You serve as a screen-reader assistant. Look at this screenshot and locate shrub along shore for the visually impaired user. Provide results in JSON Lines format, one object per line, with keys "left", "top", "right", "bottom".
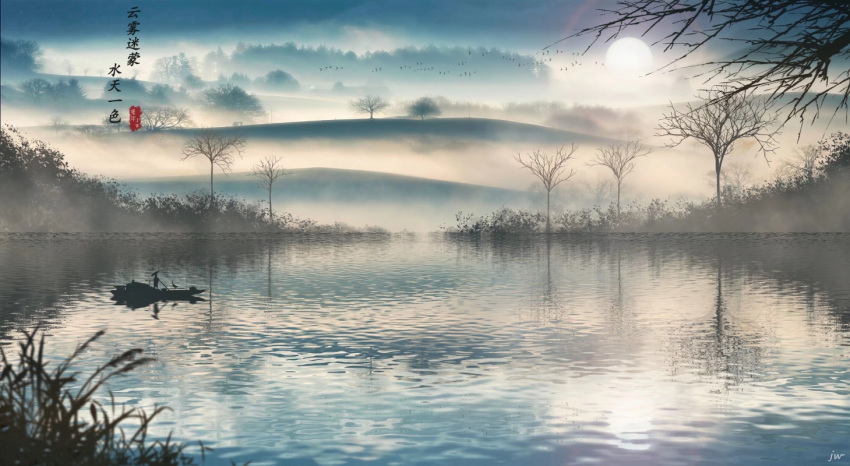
{"left": 0, "top": 125, "right": 388, "bottom": 233}
{"left": 2, "top": 125, "right": 847, "bottom": 233}
{"left": 448, "top": 132, "right": 849, "bottom": 234}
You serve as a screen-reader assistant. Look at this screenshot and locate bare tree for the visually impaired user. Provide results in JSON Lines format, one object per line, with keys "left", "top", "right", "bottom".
{"left": 658, "top": 87, "right": 777, "bottom": 210}
{"left": 580, "top": 178, "right": 615, "bottom": 206}
{"left": 181, "top": 131, "right": 247, "bottom": 205}
{"left": 49, "top": 116, "right": 68, "bottom": 135}
{"left": 350, "top": 95, "right": 389, "bottom": 119}
{"left": 103, "top": 116, "right": 122, "bottom": 133}
{"left": 514, "top": 145, "right": 578, "bottom": 232}
{"left": 721, "top": 163, "right": 753, "bottom": 194}
{"left": 587, "top": 139, "right": 651, "bottom": 217}
{"left": 152, "top": 53, "right": 193, "bottom": 86}
{"left": 141, "top": 106, "right": 194, "bottom": 131}
{"left": 558, "top": 0, "right": 850, "bottom": 132}
{"left": 21, "top": 78, "right": 53, "bottom": 103}
{"left": 251, "top": 155, "right": 289, "bottom": 224}
{"left": 706, "top": 162, "right": 753, "bottom": 196}
{"left": 776, "top": 144, "right": 821, "bottom": 182}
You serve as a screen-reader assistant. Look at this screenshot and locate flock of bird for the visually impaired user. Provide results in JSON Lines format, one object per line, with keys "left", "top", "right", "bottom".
{"left": 310, "top": 47, "right": 603, "bottom": 81}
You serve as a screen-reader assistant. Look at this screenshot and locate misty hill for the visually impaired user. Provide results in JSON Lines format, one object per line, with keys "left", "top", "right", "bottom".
{"left": 124, "top": 167, "right": 533, "bottom": 204}
{"left": 163, "top": 117, "right": 614, "bottom": 145}
{"left": 640, "top": 92, "right": 848, "bottom": 123}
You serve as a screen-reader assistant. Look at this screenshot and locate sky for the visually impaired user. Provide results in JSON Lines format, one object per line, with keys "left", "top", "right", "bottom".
{"left": 1, "top": 0, "right": 620, "bottom": 50}
{"left": 1, "top": 0, "right": 706, "bottom": 108}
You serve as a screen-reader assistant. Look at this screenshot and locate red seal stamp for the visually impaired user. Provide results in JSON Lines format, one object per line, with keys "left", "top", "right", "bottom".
{"left": 129, "top": 106, "right": 142, "bottom": 132}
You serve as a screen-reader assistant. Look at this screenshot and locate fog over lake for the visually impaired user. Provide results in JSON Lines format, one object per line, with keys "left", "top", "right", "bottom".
{"left": 2, "top": 1, "right": 849, "bottom": 464}
{"left": 1, "top": 233, "right": 848, "bottom": 465}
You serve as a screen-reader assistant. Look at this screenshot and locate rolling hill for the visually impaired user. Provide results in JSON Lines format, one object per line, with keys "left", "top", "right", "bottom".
{"left": 124, "top": 167, "right": 533, "bottom": 204}
{"left": 122, "top": 167, "right": 541, "bottom": 231}
{"left": 117, "top": 117, "right": 619, "bottom": 145}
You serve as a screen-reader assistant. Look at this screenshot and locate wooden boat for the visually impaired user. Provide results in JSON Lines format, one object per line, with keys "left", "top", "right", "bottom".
{"left": 111, "top": 281, "right": 205, "bottom": 301}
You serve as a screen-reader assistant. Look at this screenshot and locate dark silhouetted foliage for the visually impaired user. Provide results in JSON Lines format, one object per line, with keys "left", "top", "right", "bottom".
{"left": 256, "top": 69, "right": 300, "bottom": 91}
{"left": 202, "top": 83, "right": 265, "bottom": 122}
{"left": 0, "top": 327, "right": 210, "bottom": 465}
{"left": 564, "top": 0, "right": 850, "bottom": 128}
{"left": 182, "top": 74, "right": 205, "bottom": 90}
{"left": 0, "top": 125, "right": 137, "bottom": 231}
{"left": 19, "top": 78, "right": 53, "bottom": 103}
{"left": 818, "top": 131, "right": 850, "bottom": 178}
{"left": 408, "top": 97, "right": 441, "bottom": 120}
{"left": 0, "top": 126, "right": 389, "bottom": 233}
{"left": 20, "top": 78, "right": 87, "bottom": 106}
{"left": 446, "top": 208, "right": 546, "bottom": 234}
{"left": 0, "top": 37, "right": 42, "bottom": 77}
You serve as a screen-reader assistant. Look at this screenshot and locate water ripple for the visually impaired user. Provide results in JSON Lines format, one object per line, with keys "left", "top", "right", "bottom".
{"left": 1, "top": 233, "right": 849, "bottom": 465}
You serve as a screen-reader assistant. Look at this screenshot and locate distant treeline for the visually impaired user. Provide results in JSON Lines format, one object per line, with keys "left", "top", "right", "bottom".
{"left": 0, "top": 37, "right": 41, "bottom": 78}
{"left": 446, "top": 132, "right": 850, "bottom": 233}
{"left": 0, "top": 126, "right": 387, "bottom": 233}
{"left": 212, "top": 43, "right": 546, "bottom": 85}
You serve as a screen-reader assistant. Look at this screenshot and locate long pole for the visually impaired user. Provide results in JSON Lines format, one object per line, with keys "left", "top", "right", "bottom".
{"left": 210, "top": 162, "right": 215, "bottom": 207}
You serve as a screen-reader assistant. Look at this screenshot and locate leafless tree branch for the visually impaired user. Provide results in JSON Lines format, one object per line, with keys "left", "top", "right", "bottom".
{"left": 350, "top": 95, "right": 390, "bottom": 119}
{"left": 181, "top": 130, "right": 246, "bottom": 205}
{"left": 554, "top": 0, "right": 850, "bottom": 136}
{"left": 514, "top": 144, "right": 578, "bottom": 232}
{"left": 251, "top": 155, "right": 289, "bottom": 223}
{"left": 657, "top": 86, "right": 778, "bottom": 209}
{"left": 141, "top": 106, "right": 194, "bottom": 131}
{"left": 587, "top": 139, "right": 652, "bottom": 217}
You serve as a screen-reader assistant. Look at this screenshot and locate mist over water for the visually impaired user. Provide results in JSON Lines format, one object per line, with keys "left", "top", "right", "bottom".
{"left": 1, "top": 233, "right": 848, "bottom": 465}
{"left": 3, "top": 3, "right": 850, "bottom": 464}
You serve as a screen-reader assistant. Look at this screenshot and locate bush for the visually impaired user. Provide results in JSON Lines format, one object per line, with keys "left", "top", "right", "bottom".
{"left": 445, "top": 132, "right": 850, "bottom": 234}
{"left": 0, "top": 124, "right": 140, "bottom": 231}
{"left": 201, "top": 83, "right": 265, "bottom": 122}
{"left": 407, "top": 97, "right": 441, "bottom": 120}
{"left": 256, "top": 69, "right": 300, "bottom": 91}
{"left": 445, "top": 207, "right": 545, "bottom": 234}
{"left": 0, "top": 328, "right": 210, "bottom": 465}
{"left": 0, "top": 126, "right": 392, "bottom": 233}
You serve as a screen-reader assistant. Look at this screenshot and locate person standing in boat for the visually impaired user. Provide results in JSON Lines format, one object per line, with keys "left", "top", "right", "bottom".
{"left": 151, "top": 271, "right": 161, "bottom": 290}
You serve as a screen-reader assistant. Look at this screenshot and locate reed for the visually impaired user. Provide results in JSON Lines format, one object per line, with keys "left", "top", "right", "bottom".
{"left": 0, "top": 327, "right": 212, "bottom": 465}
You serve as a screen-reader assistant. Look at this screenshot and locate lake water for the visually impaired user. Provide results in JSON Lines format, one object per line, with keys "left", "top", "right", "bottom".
{"left": 1, "top": 233, "right": 848, "bottom": 465}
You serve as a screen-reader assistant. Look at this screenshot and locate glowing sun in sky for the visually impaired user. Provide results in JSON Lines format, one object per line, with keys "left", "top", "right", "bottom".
{"left": 605, "top": 37, "right": 653, "bottom": 75}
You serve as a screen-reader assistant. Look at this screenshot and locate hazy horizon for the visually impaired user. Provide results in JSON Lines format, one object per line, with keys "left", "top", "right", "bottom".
{"left": 1, "top": 0, "right": 845, "bottom": 231}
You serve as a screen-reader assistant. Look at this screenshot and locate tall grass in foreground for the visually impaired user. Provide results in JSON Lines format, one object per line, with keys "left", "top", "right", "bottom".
{"left": 0, "top": 328, "right": 213, "bottom": 465}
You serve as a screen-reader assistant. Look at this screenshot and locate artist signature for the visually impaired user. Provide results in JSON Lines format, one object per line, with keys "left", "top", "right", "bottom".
{"left": 829, "top": 451, "right": 847, "bottom": 462}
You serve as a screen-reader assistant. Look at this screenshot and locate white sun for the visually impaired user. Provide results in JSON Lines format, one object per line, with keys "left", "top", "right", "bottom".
{"left": 605, "top": 38, "right": 653, "bottom": 75}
